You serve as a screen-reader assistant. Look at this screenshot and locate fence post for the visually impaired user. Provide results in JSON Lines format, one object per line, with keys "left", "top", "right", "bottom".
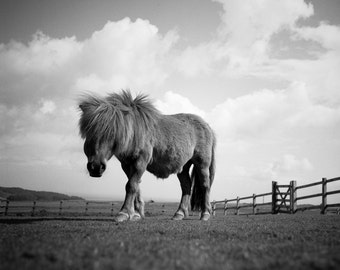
{"left": 224, "top": 199, "right": 228, "bottom": 215}
{"left": 59, "top": 201, "right": 63, "bottom": 216}
{"left": 85, "top": 201, "right": 89, "bottom": 215}
{"left": 272, "top": 181, "right": 277, "bottom": 214}
{"left": 252, "top": 194, "right": 256, "bottom": 215}
{"left": 5, "top": 200, "right": 9, "bottom": 216}
{"left": 31, "top": 201, "right": 36, "bottom": 217}
{"left": 236, "top": 196, "right": 239, "bottom": 215}
{"left": 212, "top": 200, "right": 216, "bottom": 216}
{"left": 321, "top": 178, "right": 327, "bottom": 214}
{"left": 290, "top": 180, "right": 297, "bottom": 214}
{"left": 111, "top": 202, "right": 114, "bottom": 217}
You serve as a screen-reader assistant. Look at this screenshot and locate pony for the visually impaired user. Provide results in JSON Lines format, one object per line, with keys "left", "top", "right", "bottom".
{"left": 78, "top": 90, "right": 216, "bottom": 221}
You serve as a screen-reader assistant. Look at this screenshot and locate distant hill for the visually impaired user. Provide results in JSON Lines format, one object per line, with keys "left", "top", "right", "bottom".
{"left": 0, "top": 187, "right": 84, "bottom": 201}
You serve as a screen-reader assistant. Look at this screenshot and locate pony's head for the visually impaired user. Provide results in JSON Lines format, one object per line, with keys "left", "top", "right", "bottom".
{"left": 78, "top": 90, "right": 160, "bottom": 177}
{"left": 82, "top": 136, "right": 112, "bottom": 177}
{"left": 78, "top": 94, "right": 116, "bottom": 177}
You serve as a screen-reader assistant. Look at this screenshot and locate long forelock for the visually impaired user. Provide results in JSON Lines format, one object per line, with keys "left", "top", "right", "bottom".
{"left": 79, "top": 90, "right": 160, "bottom": 154}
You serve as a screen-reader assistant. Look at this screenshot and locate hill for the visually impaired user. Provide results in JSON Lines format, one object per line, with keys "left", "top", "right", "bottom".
{"left": 0, "top": 187, "right": 84, "bottom": 201}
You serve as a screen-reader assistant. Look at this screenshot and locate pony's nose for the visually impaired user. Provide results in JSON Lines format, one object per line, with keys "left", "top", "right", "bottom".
{"left": 87, "top": 161, "right": 106, "bottom": 177}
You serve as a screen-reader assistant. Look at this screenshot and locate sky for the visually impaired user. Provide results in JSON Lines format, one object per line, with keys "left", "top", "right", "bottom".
{"left": 0, "top": 0, "right": 339, "bottom": 203}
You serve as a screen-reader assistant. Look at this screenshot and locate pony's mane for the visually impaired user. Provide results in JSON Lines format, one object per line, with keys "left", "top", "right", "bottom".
{"left": 78, "top": 90, "right": 160, "bottom": 154}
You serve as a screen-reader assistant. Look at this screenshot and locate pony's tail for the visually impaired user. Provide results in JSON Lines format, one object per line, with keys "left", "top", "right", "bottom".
{"left": 190, "top": 136, "right": 216, "bottom": 212}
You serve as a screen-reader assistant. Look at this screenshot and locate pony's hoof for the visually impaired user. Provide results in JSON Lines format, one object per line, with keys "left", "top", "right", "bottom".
{"left": 130, "top": 213, "right": 141, "bottom": 221}
{"left": 172, "top": 212, "right": 185, "bottom": 221}
{"left": 115, "top": 212, "right": 129, "bottom": 222}
{"left": 200, "top": 213, "right": 210, "bottom": 221}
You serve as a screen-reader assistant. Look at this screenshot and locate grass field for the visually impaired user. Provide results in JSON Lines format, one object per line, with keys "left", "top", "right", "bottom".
{"left": 0, "top": 203, "right": 339, "bottom": 270}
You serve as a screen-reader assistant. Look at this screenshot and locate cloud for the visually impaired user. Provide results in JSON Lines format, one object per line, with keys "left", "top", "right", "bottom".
{"left": 231, "top": 154, "right": 313, "bottom": 184}
{"left": 76, "top": 18, "right": 178, "bottom": 92}
{"left": 272, "top": 154, "right": 313, "bottom": 173}
{"left": 0, "top": 100, "right": 82, "bottom": 168}
{"left": 39, "top": 99, "right": 56, "bottom": 114}
{"left": 155, "top": 91, "right": 206, "bottom": 118}
{"left": 215, "top": 0, "right": 313, "bottom": 42}
{"left": 0, "top": 131, "right": 81, "bottom": 167}
{"left": 0, "top": 31, "right": 81, "bottom": 75}
{"left": 176, "top": 0, "right": 314, "bottom": 77}
{"left": 0, "top": 32, "right": 81, "bottom": 105}
{"left": 174, "top": 0, "right": 340, "bottom": 108}
{"left": 294, "top": 23, "right": 340, "bottom": 51}
{"left": 209, "top": 82, "right": 340, "bottom": 141}
{"left": 0, "top": 18, "right": 178, "bottom": 106}
{"left": 175, "top": 42, "right": 225, "bottom": 77}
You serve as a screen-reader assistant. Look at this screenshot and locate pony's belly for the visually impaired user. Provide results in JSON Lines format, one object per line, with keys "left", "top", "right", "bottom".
{"left": 146, "top": 161, "right": 182, "bottom": 179}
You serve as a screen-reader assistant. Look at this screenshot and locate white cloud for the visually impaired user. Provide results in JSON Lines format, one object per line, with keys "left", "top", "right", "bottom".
{"left": 175, "top": 42, "right": 225, "bottom": 77}
{"left": 0, "top": 18, "right": 178, "bottom": 105}
{"left": 176, "top": 0, "right": 314, "bottom": 77}
{"left": 294, "top": 23, "right": 340, "bottom": 51}
{"left": 0, "top": 132, "right": 79, "bottom": 166}
{"left": 76, "top": 18, "right": 178, "bottom": 91}
{"left": 173, "top": 0, "right": 340, "bottom": 109}
{"left": 272, "top": 154, "right": 313, "bottom": 173}
{"left": 155, "top": 91, "right": 206, "bottom": 118}
{"left": 209, "top": 82, "right": 340, "bottom": 139}
{"left": 229, "top": 154, "right": 313, "bottom": 184}
{"left": 39, "top": 99, "right": 56, "bottom": 114}
{"left": 215, "top": 0, "right": 313, "bottom": 41}
{"left": 0, "top": 31, "right": 81, "bottom": 75}
{"left": 0, "top": 99, "right": 82, "bottom": 168}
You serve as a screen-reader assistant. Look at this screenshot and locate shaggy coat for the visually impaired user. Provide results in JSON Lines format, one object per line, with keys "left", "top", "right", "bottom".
{"left": 79, "top": 90, "right": 216, "bottom": 221}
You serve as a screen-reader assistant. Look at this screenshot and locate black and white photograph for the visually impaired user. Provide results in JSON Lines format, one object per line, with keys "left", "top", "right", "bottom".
{"left": 0, "top": 0, "right": 339, "bottom": 269}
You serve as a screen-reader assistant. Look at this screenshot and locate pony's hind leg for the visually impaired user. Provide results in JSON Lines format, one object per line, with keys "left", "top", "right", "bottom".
{"left": 198, "top": 166, "right": 212, "bottom": 221}
{"left": 191, "top": 162, "right": 212, "bottom": 221}
{"left": 173, "top": 162, "right": 192, "bottom": 220}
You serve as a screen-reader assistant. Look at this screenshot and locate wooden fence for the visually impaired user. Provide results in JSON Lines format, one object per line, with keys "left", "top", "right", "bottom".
{"left": 0, "top": 200, "right": 118, "bottom": 217}
{"left": 212, "top": 192, "right": 272, "bottom": 216}
{"left": 1, "top": 176, "right": 339, "bottom": 217}
{"left": 212, "top": 176, "right": 340, "bottom": 216}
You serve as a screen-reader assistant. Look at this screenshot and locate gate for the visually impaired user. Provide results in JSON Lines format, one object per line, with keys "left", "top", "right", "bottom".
{"left": 211, "top": 177, "right": 340, "bottom": 216}
{"left": 272, "top": 181, "right": 297, "bottom": 214}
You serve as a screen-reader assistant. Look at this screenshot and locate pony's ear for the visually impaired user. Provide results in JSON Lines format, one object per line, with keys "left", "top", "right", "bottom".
{"left": 79, "top": 104, "right": 85, "bottom": 112}
{"left": 78, "top": 94, "right": 102, "bottom": 113}
{"left": 78, "top": 101, "right": 96, "bottom": 112}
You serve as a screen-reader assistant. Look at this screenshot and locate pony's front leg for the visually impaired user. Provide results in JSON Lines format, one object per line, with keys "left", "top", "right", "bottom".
{"left": 134, "top": 190, "right": 145, "bottom": 218}
{"left": 116, "top": 178, "right": 143, "bottom": 222}
{"left": 116, "top": 159, "right": 146, "bottom": 222}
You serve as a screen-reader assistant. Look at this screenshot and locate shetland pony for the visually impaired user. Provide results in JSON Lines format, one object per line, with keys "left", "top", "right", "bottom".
{"left": 78, "top": 90, "right": 216, "bottom": 221}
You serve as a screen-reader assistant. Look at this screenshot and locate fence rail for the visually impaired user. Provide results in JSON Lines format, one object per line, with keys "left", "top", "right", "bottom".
{"left": 0, "top": 200, "right": 119, "bottom": 217}
{"left": 1, "top": 177, "right": 339, "bottom": 217}
{"left": 212, "top": 191, "right": 273, "bottom": 216}
{"left": 212, "top": 176, "right": 340, "bottom": 216}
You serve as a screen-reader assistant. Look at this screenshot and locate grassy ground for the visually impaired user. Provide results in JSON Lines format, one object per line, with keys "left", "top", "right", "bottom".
{"left": 0, "top": 204, "right": 339, "bottom": 270}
